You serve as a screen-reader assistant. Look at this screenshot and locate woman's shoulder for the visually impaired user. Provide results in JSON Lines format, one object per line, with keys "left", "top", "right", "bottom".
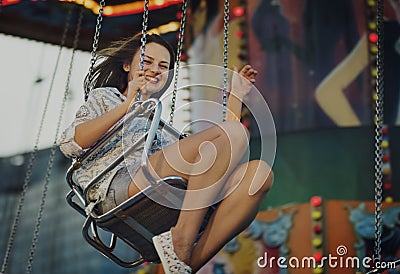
{"left": 86, "top": 87, "right": 124, "bottom": 103}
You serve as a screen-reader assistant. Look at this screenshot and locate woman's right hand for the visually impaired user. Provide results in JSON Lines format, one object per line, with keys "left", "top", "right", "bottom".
{"left": 231, "top": 65, "right": 257, "bottom": 99}
{"left": 125, "top": 71, "right": 147, "bottom": 103}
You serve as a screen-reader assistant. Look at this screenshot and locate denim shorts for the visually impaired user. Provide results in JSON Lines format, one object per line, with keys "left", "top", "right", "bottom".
{"left": 99, "top": 167, "right": 131, "bottom": 214}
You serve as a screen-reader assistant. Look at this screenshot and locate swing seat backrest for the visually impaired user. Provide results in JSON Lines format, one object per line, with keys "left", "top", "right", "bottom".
{"left": 66, "top": 99, "right": 213, "bottom": 268}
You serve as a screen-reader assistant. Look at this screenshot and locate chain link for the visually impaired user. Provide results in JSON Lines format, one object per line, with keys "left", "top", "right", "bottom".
{"left": 137, "top": 0, "right": 150, "bottom": 101}
{"left": 85, "top": 0, "right": 106, "bottom": 101}
{"left": 373, "top": 0, "right": 384, "bottom": 265}
{"left": 24, "top": 4, "right": 85, "bottom": 274}
{"left": 0, "top": 4, "right": 74, "bottom": 274}
{"left": 222, "top": 0, "right": 230, "bottom": 121}
{"left": 169, "top": 0, "right": 188, "bottom": 126}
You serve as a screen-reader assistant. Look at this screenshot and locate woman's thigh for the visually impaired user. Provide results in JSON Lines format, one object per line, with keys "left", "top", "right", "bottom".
{"left": 129, "top": 121, "right": 248, "bottom": 196}
{"left": 149, "top": 121, "right": 247, "bottom": 178}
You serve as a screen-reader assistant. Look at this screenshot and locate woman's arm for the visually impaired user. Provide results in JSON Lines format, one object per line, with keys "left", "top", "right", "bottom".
{"left": 75, "top": 71, "right": 146, "bottom": 149}
{"left": 226, "top": 65, "right": 257, "bottom": 121}
{"left": 74, "top": 101, "right": 130, "bottom": 149}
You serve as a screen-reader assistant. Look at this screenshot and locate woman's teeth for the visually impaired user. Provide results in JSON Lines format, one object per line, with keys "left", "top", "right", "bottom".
{"left": 146, "top": 76, "right": 159, "bottom": 83}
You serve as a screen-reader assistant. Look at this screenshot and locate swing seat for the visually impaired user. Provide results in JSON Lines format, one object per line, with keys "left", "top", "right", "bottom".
{"left": 65, "top": 99, "right": 213, "bottom": 268}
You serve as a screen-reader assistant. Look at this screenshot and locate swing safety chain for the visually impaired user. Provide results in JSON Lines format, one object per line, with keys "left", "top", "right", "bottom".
{"left": 222, "top": 0, "right": 230, "bottom": 121}
{"left": 373, "top": 0, "right": 384, "bottom": 266}
{"left": 169, "top": 0, "right": 189, "bottom": 126}
{"left": 85, "top": 0, "right": 106, "bottom": 101}
{"left": 366, "top": 0, "right": 400, "bottom": 273}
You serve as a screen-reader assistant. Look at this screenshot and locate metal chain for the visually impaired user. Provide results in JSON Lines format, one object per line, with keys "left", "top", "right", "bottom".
{"left": 222, "top": 0, "right": 230, "bottom": 121}
{"left": 137, "top": 0, "right": 150, "bottom": 101}
{"left": 373, "top": 0, "right": 384, "bottom": 265}
{"left": 169, "top": 0, "right": 188, "bottom": 126}
{"left": 0, "top": 5, "right": 74, "bottom": 274}
{"left": 25, "top": 4, "right": 85, "bottom": 274}
{"left": 85, "top": 0, "right": 106, "bottom": 101}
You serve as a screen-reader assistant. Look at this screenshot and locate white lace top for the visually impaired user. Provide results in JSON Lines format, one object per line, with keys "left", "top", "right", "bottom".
{"left": 59, "top": 87, "right": 177, "bottom": 210}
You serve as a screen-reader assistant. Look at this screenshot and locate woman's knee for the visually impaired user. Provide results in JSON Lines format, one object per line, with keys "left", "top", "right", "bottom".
{"left": 247, "top": 160, "right": 274, "bottom": 195}
{"left": 219, "top": 120, "right": 249, "bottom": 146}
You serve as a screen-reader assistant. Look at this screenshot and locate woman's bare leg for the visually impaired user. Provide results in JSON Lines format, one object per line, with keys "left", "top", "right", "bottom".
{"left": 129, "top": 120, "right": 250, "bottom": 263}
{"left": 189, "top": 160, "right": 273, "bottom": 272}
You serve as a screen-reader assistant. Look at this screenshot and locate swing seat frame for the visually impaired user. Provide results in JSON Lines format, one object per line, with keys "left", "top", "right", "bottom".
{"left": 65, "top": 99, "right": 213, "bottom": 268}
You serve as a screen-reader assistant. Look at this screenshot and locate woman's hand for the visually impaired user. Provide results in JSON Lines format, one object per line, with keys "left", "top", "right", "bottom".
{"left": 231, "top": 65, "right": 258, "bottom": 99}
{"left": 226, "top": 64, "right": 257, "bottom": 121}
{"left": 125, "top": 71, "right": 147, "bottom": 103}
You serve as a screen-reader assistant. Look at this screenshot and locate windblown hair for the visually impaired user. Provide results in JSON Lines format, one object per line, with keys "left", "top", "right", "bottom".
{"left": 84, "top": 33, "right": 175, "bottom": 100}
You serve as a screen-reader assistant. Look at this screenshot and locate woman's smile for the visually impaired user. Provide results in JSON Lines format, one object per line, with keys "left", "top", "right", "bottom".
{"left": 145, "top": 74, "right": 160, "bottom": 84}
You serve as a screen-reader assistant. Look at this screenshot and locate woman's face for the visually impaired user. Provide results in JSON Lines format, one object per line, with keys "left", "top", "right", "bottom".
{"left": 126, "top": 42, "right": 171, "bottom": 97}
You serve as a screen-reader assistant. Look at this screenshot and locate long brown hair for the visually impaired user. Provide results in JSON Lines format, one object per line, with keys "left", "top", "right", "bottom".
{"left": 84, "top": 33, "right": 175, "bottom": 100}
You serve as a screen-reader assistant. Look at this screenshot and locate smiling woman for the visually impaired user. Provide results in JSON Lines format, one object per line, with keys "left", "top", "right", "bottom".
{"left": 59, "top": 32, "right": 273, "bottom": 274}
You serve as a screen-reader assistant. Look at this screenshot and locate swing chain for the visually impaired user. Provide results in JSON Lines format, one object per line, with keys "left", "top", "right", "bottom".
{"left": 25, "top": 4, "right": 85, "bottom": 274}
{"left": 222, "top": 0, "right": 230, "bottom": 121}
{"left": 169, "top": 0, "right": 188, "bottom": 126}
{"left": 85, "top": 0, "right": 106, "bottom": 101}
{"left": 373, "top": 0, "right": 384, "bottom": 265}
{"left": 0, "top": 4, "right": 74, "bottom": 274}
{"left": 137, "top": 0, "right": 150, "bottom": 101}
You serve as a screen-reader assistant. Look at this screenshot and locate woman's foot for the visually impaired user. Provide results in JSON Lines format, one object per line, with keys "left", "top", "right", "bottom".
{"left": 152, "top": 229, "right": 192, "bottom": 274}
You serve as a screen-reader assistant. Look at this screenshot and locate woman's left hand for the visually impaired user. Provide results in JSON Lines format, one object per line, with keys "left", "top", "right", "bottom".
{"left": 231, "top": 65, "right": 258, "bottom": 99}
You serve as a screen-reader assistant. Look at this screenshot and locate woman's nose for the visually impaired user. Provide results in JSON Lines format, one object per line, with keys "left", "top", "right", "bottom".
{"left": 148, "top": 63, "right": 159, "bottom": 73}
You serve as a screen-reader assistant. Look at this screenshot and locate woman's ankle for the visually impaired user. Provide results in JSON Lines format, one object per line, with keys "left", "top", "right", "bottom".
{"left": 170, "top": 227, "right": 193, "bottom": 265}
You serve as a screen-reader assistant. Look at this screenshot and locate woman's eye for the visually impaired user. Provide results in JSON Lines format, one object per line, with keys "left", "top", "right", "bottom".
{"left": 160, "top": 65, "right": 168, "bottom": 69}
{"left": 144, "top": 60, "right": 152, "bottom": 64}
